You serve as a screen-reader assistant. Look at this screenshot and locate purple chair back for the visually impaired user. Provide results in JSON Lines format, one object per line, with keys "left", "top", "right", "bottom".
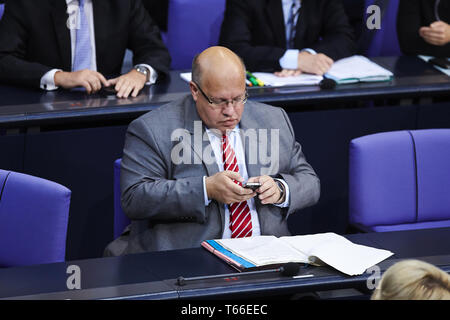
{"left": 0, "top": 170, "right": 71, "bottom": 267}
{"left": 349, "top": 129, "right": 450, "bottom": 232}
{"left": 166, "top": 0, "right": 226, "bottom": 69}
{"left": 114, "top": 159, "right": 130, "bottom": 239}
{"left": 0, "top": 4, "right": 4, "bottom": 20}
{"left": 363, "top": 0, "right": 401, "bottom": 57}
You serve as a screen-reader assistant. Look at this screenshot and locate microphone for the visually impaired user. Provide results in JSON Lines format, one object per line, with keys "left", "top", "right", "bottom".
{"left": 319, "top": 78, "right": 337, "bottom": 90}
{"left": 176, "top": 263, "right": 300, "bottom": 286}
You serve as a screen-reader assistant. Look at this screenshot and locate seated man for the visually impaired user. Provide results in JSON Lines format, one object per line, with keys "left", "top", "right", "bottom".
{"left": 0, "top": 0, "right": 171, "bottom": 98}
{"left": 397, "top": 0, "right": 450, "bottom": 57}
{"left": 105, "top": 46, "right": 320, "bottom": 256}
{"left": 219, "top": 0, "right": 356, "bottom": 76}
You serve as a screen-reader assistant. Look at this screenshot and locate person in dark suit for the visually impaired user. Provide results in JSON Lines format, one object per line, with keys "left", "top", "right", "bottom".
{"left": 141, "top": 0, "right": 169, "bottom": 32}
{"left": 219, "top": 0, "right": 356, "bottom": 76}
{"left": 397, "top": 0, "right": 450, "bottom": 57}
{"left": 0, "top": 0, "right": 171, "bottom": 98}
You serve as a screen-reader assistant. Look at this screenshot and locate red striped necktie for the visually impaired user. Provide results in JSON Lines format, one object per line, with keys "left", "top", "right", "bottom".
{"left": 222, "top": 134, "right": 253, "bottom": 238}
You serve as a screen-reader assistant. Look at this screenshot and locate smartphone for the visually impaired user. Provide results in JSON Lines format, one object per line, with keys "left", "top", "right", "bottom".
{"left": 429, "top": 57, "right": 450, "bottom": 69}
{"left": 243, "top": 182, "right": 261, "bottom": 191}
{"left": 99, "top": 86, "right": 117, "bottom": 96}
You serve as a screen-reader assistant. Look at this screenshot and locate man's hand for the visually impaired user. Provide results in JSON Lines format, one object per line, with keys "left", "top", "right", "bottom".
{"left": 274, "top": 69, "right": 302, "bottom": 77}
{"left": 108, "top": 69, "right": 147, "bottom": 98}
{"left": 54, "top": 69, "right": 109, "bottom": 94}
{"left": 248, "top": 176, "right": 284, "bottom": 205}
{"left": 297, "top": 51, "right": 334, "bottom": 75}
{"left": 205, "top": 171, "right": 256, "bottom": 205}
{"left": 419, "top": 21, "right": 450, "bottom": 46}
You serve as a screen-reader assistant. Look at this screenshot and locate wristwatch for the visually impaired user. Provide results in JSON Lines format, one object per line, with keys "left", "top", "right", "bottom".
{"left": 275, "top": 179, "right": 286, "bottom": 203}
{"left": 134, "top": 65, "right": 150, "bottom": 82}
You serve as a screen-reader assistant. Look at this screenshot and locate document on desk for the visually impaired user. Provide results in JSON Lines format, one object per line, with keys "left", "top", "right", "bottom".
{"left": 202, "top": 232, "right": 394, "bottom": 276}
{"left": 325, "top": 55, "right": 393, "bottom": 84}
{"left": 250, "top": 72, "right": 323, "bottom": 86}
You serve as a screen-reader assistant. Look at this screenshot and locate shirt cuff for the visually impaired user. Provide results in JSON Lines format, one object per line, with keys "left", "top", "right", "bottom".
{"left": 279, "top": 49, "right": 299, "bottom": 70}
{"left": 134, "top": 64, "right": 158, "bottom": 85}
{"left": 301, "top": 48, "right": 317, "bottom": 55}
{"left": 40, "top": 69, "right": 62, "bottom": 91}
{"left": 203, "top": 176, "right": 212, "bottom": 206}
{"left": 273, "top": 178, "right": 290, "bottom": 208}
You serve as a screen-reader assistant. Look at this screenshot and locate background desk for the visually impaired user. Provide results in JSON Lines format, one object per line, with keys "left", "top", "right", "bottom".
{"left": 0, "top": 228, "right": 449, "bottom": 300}
{"left": 1, "top": 56, "right": 450, "bottom": 260}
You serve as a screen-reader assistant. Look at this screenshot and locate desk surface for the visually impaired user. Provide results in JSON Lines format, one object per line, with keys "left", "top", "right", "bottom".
{"left": 0, "top": 56, "right": 449, "bottom": 128}
{"left": 1, "top": 227, "right": 449, "bottom": 300}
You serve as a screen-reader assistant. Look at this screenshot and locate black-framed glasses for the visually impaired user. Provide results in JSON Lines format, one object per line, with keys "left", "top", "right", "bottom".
{"left": 193, "top": 81, "right": 248, "bottom": 108}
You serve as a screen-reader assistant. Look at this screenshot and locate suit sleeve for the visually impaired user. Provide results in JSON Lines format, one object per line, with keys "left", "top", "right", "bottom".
{"left": 120, "top": 117, "right": 207, "bottom": 223}
{"left": 278, "top": 108, "right": 320, "bottom": 216}
{"left": 308, "top": 0, "right": 357, "bottom": 61}
{"left": 0, "top": 1, "right": 53, "bottom": 88}
{"left": 397, "top": 0, "right": 450, "bottom": 57}
{"left": 219, "top": 0, "right": 286, "bottom": 72}
{"left": 127, "top": 0, "right": 171, "bottom": 79}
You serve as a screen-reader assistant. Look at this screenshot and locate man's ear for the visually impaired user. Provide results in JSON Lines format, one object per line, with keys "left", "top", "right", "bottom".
{"left": 189, "top": 81, "right": 199, "bottom": 102}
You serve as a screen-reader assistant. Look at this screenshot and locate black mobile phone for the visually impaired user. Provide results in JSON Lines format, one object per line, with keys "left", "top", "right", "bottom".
{"left": 429, "top": 57, "right": 450, "bottom": 69}
{"left": 99, "top": 86, "right": 117, "bottom": 96}
{"left": 243, "top": 182, "right": 261, "bottom": 191}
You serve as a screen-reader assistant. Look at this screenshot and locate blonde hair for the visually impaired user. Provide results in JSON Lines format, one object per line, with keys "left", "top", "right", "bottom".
{"left": 372, "top": 260, "right": 450, "bottom": 300}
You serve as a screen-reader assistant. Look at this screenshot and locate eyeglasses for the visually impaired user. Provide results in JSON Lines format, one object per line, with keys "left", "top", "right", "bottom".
{"left": 193, "top": 82, "right": 248, "bottom": 108}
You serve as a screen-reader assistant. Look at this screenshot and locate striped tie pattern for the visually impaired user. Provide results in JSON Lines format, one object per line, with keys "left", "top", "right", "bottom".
{"left": 72, "top": 0, "right": 92, "bottom": 71}
{"left": 222, "top": 134, "right": 253, "bottom": 238}
{"left": 286, "top": 2, "right": 300, "bottom": 49}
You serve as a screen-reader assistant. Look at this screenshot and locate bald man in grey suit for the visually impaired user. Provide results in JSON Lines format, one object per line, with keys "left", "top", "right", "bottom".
{"left": 105, "top": 46, "right": 320, "bottom": 256}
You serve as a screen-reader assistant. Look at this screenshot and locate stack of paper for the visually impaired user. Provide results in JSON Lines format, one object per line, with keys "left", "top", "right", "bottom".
{"left": 203, "top": 232, "right": 394, "bottom": 276}
{"left": 325, "top": 55, "right": 393, "bottom": 84}
{"left": 250, "top": 72, "right": 323, "bottom": 86}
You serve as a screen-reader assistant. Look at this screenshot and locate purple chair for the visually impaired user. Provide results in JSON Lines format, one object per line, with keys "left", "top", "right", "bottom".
{"left": 349, "top": 129, "right": 450, "bottom": 232}
{"left": 0, "top": 170, "right": 71, "bottom": 267}
{"left": 165, "top": 0, "right": 226, "bottom": 69}
{"left": 114, "top": 159, "right": 130, "bottom": 239}
{"left": 363, "top": 0, "right": 401, "bottom": 57}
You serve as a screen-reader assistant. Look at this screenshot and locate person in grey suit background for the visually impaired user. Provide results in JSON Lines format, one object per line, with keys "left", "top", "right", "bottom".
{"left": 104, "top": 46, "right": 320, "bottom": 256}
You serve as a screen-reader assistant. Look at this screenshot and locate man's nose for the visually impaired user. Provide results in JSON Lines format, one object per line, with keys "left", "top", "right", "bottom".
{"left": 222, "top": 102, "right": 235, "bottom": 116}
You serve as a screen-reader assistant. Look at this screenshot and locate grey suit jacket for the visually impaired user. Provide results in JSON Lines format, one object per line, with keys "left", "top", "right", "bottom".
{"left": 104, "top": 95, "right": 320, "bottom": 256}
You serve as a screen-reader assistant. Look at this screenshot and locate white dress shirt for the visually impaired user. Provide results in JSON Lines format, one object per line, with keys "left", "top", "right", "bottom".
{"left": 40, "top": 0, "right": 157, "bottom": 90}
{"left": 202, "top": 125, "right": 290, "bottom": 239}
{"left": 279, "top": 0, "right": 317, "bottom": 70}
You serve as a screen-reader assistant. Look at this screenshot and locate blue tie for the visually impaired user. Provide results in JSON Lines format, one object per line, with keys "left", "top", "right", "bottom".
{"left": 72, "top": 0, "right": 92, "bottom": 71}
{"left": 286, "top": 2, "right": 300, "bottom": 49}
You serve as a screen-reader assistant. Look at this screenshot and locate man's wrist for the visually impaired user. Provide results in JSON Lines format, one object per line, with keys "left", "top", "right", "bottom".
{"left": 275, "top": 179, "right": 286, "bottom": 204}
{"left": 133, "top": 65, "right": 150, "bottom": 82}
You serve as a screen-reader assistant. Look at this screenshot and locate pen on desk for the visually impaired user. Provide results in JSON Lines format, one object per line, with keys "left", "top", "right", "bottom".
{"left": 246, "top": 71, "right": 263, "bottom": 87}
{"left": 245, "top": 79, "right": 253, "bottom": 87}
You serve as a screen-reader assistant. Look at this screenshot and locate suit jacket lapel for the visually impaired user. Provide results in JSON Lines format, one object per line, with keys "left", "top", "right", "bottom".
{"left": 50, "top": 0, "right": 71, "bottom": 71}
{"left": 183, "top": 96, "right": 224, "bottom": 230}
{"left": 265, "top": 0, "right": 286, "bottom": 48}
{"left": 294, "top": 0, "right": 308, "bottom": 48}
{"left": 239, "top": 103, "right": 264, "bottom": 182}
{"left": 92, "top": 0, "right": 108, "bottom": 74}
{"left": 184, "top": 97, "right": 220, "bottom": 178}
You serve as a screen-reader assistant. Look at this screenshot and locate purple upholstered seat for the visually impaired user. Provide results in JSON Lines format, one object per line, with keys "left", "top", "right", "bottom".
{"left": 165, "top": 0, "right": 226, "bottom": 69}
{"left": 0, "top": 170, "right": 71, "bottom": 267}
{"left": 114, "top": 159, "right": 130, "bottom": 239}
{"left": 349, "top": 129, "right": 450, "bottom": 232}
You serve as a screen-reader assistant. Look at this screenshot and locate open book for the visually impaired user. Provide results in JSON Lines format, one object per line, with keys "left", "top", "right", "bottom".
{"left": 325, "top": 55, "right": 393, "bottom": 84}
{"left": 202, "top": 232, "right": 394, "bottom": 276}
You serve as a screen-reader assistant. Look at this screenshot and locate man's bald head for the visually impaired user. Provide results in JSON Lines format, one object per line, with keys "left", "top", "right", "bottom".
{"left": 192, "top": 46, "right": 246, "bottom": 87}
{"left": 190, "top": 47, "right": 247, "bottom": 134}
